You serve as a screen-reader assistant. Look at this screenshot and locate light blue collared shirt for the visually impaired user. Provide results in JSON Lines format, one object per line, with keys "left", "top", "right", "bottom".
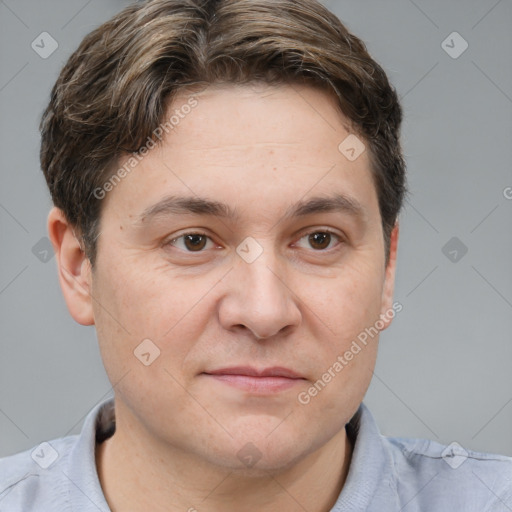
{"left": 1, "top": 399, "right": 511, "bottom": 511}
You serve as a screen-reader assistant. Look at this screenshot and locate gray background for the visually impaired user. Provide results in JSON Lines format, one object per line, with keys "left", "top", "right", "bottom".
{"left": 0, "top": 0, "right": 511, "bottom": 458}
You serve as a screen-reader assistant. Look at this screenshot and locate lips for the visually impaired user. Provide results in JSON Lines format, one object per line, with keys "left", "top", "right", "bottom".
{"left": 206, "top": 366, "right": 303, "bottom": 379}
{"left": 203, "top": 366, "right": 305, "bottom": 393}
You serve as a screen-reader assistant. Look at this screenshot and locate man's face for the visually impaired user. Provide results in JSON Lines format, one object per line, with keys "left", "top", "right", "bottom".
{"left": 88, "top": 83, "right": 396, "bottom": 471}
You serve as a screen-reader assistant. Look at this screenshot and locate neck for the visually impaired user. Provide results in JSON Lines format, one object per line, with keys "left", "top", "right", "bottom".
{"left": 96, "top": 404, "right": 353, "bottom": 512}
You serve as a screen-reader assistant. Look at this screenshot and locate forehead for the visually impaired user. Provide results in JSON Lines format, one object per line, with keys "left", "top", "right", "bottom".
{"left": 106, "top": 83, "right": 379, "bottom": 224}
{"left": 173, "top": 82, "right": 353, "bottom": 153}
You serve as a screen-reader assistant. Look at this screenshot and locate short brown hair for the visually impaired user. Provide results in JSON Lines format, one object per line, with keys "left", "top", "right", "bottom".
{"left": 40, "top": 0, "right": 406, "bottom": 266}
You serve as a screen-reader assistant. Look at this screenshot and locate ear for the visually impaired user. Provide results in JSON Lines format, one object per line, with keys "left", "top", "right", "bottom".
{"left": 379, "top": 223, "right": 399, "bottom": 330}
{"left": 47, "top": 207, "right": 94, "bottom": 326}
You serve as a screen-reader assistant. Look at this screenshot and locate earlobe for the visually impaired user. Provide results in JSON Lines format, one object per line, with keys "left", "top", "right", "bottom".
{"left": 379, "top": 223, "right": 399, "bottom": 329}
{"left": 47, "top": 207, "right": 95, "bottom": 326}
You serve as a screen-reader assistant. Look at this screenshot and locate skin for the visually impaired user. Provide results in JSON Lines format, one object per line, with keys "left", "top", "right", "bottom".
{"left": 48, "top": 83, "right": 398, "bottom": 512}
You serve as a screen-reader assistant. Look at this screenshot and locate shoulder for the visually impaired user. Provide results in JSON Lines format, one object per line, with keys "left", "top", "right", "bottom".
{"left": 0, "top": 398, "right": 113, "bottom": 512}
{"left": 385, "top": 435, "right": 512, "bottom": 509}
{"left": 0, "top": 435, "right": 77, "bottom": 511}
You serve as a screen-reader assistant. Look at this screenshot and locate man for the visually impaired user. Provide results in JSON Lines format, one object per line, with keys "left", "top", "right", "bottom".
{"left": 1, "top": 0, "right": 510, "bottom": 510}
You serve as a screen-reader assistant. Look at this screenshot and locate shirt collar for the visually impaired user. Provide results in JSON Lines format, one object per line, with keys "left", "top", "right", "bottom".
{"left": 331, "top": 402, "right": 398, "bottom": 510}
{"left": 65, "top": 398, "right": 113, "bottom": 512}
{"left": 65, "top": 399, "right": 397, "bottom": 511}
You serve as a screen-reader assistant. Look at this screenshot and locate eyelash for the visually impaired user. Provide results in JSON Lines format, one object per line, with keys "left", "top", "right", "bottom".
{"left": 164, "top": 229, "right": 344, "bottom": 253}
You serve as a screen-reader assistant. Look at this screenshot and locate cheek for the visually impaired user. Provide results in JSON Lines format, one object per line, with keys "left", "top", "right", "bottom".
{"left": 90, "top": 259, "right": 224, "bottom": 377}
{"left": 303, "top": 257, "right": 385, "bottom": 339}
{"left": 294, "top": 344, "right": 377, "bottom": 450}
{"left": 294, "top": 268, "right": 383, "bottom": 422}
{"left": 296, "top": 257, "right": 384, "bottom": 395}
{"left": 94, "top": 258, "right": 204, "bottom": 333}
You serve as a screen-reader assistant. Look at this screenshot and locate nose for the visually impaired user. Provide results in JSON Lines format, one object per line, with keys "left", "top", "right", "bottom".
{"left": 218, "top": 247, "right": 302, "bottom": 340}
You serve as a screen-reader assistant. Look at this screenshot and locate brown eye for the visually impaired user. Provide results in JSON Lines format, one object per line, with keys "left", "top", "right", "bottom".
{"left": 294, "top": 230, "right": 342, "bottom": 252}
{"left": 166, "top": 232, "right": 214, "bottom": 252}
{"left": 308, "top": 232, "right": 332, "bottom": 250}
{"left": 308, "top": 232, "right": 331, "bottom": 249}
{"left": 183, "top": 234, "right": 207, "bottom": 251}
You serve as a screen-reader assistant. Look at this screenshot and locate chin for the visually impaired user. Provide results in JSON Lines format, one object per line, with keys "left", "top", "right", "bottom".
{"left": 214, "top": 444, "right": 309, "bottom": 476}
{"left": 202, "top": 420, "right": 320, "bottom": 474}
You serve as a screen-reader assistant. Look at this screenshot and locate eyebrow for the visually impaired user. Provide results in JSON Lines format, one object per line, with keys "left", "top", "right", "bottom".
{"left": 136, "top": 193, "right": 366, "bottom": 224}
